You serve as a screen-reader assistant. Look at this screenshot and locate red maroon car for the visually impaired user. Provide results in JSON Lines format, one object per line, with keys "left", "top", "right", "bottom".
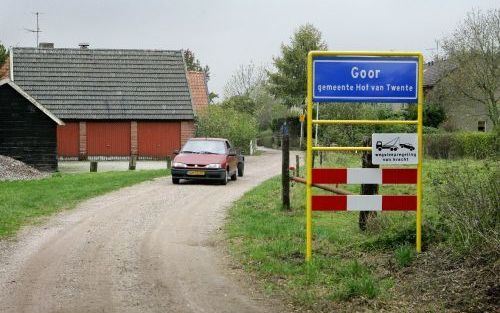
{"left": 171, "top": 138, "right": 244, "bottom": 185}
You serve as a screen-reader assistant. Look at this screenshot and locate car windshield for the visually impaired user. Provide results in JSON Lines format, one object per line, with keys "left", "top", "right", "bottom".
{"left": 181, "top": 140, "right": 226, "bottom": 154}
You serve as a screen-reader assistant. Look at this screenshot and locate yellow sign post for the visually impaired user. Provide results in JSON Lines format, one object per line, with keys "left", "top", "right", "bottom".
{"left": 305, "top": 51, "right": 424, "bottom": 261}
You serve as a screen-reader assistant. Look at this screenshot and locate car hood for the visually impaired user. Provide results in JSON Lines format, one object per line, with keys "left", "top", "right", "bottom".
{"left": 173, "top": 153, "right": 226, "bottom": 165}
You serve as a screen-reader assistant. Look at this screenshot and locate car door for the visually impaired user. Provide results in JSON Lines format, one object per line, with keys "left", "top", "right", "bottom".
{"left": 225, "top": 141, "right": 238, "bottom": 174}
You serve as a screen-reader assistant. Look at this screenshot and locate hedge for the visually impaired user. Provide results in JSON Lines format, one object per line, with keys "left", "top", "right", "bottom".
{"left": 424, "top": 132, "right": 499, "bottom": 159}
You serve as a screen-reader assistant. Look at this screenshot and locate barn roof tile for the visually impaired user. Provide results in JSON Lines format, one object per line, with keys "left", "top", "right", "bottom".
{"left": 11, "top": 47, "right": 194, "bottom": 120}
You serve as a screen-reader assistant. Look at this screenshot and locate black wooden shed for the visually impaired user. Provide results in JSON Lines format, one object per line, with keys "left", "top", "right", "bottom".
{"left": 0, "top": 79, "right": 64, "bottom": 171}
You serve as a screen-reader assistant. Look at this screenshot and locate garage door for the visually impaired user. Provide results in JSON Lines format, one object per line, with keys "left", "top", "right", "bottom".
{"left": 57, "top": 122, "right": 79, "bottom": 157}
{"left": 138, "top": 121, "right": 181, "bottom": 158}
{"left": 87, "top": 122, "right": 131, "bottom": 156}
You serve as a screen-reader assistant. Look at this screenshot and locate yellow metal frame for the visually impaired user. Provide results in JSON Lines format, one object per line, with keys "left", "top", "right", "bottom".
{"left": 306, "top": 51, "right": 424, "bottom": 261}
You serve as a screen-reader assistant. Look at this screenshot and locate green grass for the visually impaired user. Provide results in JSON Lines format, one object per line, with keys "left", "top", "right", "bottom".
{"left": 225, "top": 154, "right": 491, "bottom": 310}
{"left": 394, "top": 245, "right": 415, "bottom": 267}
{"left": 0, "top": 169, "right": 169, "bottom": 237}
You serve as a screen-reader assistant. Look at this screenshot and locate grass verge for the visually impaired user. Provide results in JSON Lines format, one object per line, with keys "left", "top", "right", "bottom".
{"left": 225, "top": 153, "right": 497, "bottom": 312}
{"left": 0, "top": 169, "right": 169, "bottom": 238}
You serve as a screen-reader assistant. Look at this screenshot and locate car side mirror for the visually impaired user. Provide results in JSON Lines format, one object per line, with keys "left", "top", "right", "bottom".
{"left": 228, "top": 149, "right": 236, "bottom": 156}
{"left": 173, "top": 150, "right": 179, "bottom": 155}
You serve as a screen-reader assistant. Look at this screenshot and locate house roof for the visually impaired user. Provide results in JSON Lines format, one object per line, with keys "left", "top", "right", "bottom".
{"left": 0, "top": 79, "right": 64, "bottom": 125}
{"left": 11, "top": 47, "right": 194, "bottom": 120}
{"left": 423, "top": 60, "right": 456, "bottom": 88}
{"left": 423, "top": 61, "right": 441, "bottom": 87}
{"left": 187, "top": 71, "right": 209, "bottom": 114}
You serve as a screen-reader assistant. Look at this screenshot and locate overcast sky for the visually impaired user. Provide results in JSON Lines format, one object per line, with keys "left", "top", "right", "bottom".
{"left": 0, "top": 0, "right": 497, "bottom": 97}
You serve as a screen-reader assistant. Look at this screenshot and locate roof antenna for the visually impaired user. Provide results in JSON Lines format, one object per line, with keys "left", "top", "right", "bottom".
{"left": 425, "top": 40, "right": 440, "bottom": 61}
{"left": 24, "top": 12, "right": 43, "bottom": 47}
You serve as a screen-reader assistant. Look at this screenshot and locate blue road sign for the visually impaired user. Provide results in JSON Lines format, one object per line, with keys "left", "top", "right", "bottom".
{"left": 313, "top": 57, "right": 418, "bottom": 103}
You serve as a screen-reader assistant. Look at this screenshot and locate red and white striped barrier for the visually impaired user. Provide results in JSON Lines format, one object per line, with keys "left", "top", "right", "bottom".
{"left": 312, "top": 168, "right": 417, "bottom": 184}
{"left": 312, "top": 195, "right": 416, "bottom": 211}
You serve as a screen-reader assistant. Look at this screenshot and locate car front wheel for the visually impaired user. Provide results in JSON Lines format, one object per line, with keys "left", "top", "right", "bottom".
{"left": 220, "top": 170, "right": 229, "bottom": 185}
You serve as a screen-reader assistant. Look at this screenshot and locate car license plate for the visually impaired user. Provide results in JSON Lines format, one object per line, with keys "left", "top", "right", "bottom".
{"left": 187, "top": 170, "right": 205, "bottom": 176}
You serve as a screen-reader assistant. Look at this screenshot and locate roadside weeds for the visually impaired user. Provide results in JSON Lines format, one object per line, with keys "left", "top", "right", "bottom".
{"left": 224, "top": 154, "right": 499, "bottom": 312}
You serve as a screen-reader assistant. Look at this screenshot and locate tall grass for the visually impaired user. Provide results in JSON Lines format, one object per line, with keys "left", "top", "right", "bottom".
{"left": 433, "top": 161, "right": 499, "bottom": 256}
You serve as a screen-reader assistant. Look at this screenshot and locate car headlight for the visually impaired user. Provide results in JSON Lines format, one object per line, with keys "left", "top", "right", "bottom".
{"left": 173, "top": 162, "right": 187, "bottom": 168}
{"left": 206, "top": 163, "right": 222, "bottom": 169}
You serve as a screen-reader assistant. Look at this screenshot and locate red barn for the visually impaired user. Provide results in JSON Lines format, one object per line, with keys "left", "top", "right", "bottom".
{"left": 10, "top": 46, "right": 199, "bottom": 160}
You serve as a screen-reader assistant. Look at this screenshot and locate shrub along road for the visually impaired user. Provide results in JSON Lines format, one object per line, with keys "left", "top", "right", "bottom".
{"left": 0, "top": 148, "right": 295, "bottom": 313}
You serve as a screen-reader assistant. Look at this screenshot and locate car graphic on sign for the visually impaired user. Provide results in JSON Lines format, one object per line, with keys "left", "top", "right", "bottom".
{"left": 399, "top": 143, "right": 415, "bottom": 151}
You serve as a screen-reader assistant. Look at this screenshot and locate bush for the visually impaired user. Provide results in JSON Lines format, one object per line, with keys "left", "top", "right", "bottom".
{"left": 221, "top": 95, "right": 257, "bottom": 115}
{"left": 424, "top": 132, "right": 499, "bottom": 159}
{"left": 403, "top": 102, "right": 446, "bottom": 128}
{"left": 423, "top": 126, "right": 443, "bottom": 134}
{"left": 196, "top": 106, "right": 258, "bottom": 154}
{"left": 454, "top": 132, "right": 498, "bottom": 159}
{"left": 424, "top": 133, "right": 457, "bottom": 159}
{"left": 257, "top": 129, "right": 274, "bottom": 148}
{"left": 433, "top": 162, "right": 500, "bottom": 256}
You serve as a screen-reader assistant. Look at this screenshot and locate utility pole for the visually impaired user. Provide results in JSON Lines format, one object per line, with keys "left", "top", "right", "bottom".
{"left": 25, "top": 12, "right": 42, "bottom": 47}
{"left": 281, "top": 122, "right": 290, "bottom": 210}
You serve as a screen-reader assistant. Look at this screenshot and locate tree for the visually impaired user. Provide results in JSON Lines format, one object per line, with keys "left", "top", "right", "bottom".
{"left": 223, "top": 62, "right": 266, "bottom": 98}
{"left": 183, "top": 49, "right": 211, "bottom": 81}
{"left": 0, "top": 43, "right": 8, "bottom": 66}
{"left": 208, "top": 92, "right": 219, "bottom": 104}
{"left": 251, "top": 85, "right": 288, "bottom": 130}
{"left": 441, "top": 8, "right": 500, "bottom": 128}
{"left": 196, "top": 106, "right": 258, "bottom": 154}
{"left": 221, "top": 95, "right": 257, "bottom": 116}
{"left": 221, "top": 61, "right": 288, "bottom": 130}
{"left": 403, "top": 102, "right": 446, "bottom": 128}
{"left": 267, "top": 24, "right": 327, "bottom": 107}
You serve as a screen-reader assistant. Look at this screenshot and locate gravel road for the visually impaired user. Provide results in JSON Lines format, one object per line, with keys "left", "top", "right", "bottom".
{"left": 0, "top": 148, "right": 297, "bottom": 313}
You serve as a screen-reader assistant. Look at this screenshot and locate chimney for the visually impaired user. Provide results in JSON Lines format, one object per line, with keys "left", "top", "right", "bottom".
{"left": 78, "top": 43, "right": 90, "bottom": 49}
{"left": 38, "top": 42, "right": 54, "bottom": 49}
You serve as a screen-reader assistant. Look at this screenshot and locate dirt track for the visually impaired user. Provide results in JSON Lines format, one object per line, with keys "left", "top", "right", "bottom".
{"left": 0, "top": 148, "right": 294, "bottom": 313}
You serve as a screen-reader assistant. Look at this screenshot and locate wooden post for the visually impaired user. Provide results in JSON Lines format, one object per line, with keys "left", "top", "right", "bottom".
{"left": 359, "top": 136, "right": 379, "bottom": 231}
{"left": 129, "top": 156, "right": 137, "bottom": 170}
{"left": 90, "top": 161, "right": 98, "bottom": 172}
{"left": 319, "top": 151, "right": 323, "bottom": 166}
{"left": 295, "top": 154, "right": 300, "bottom": 177}
{"left": 166, "top": 156, "right": 172, "bottom": 169}
{"left": 282, "top": 122, "right": 290, "bottom": 210}
{"left": 291, "top": 176, "right": 353, "bottom": 195}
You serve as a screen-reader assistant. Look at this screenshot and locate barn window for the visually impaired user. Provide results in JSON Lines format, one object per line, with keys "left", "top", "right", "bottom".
{"left": 478, "top": 121, "right": 486, "bottom": 132}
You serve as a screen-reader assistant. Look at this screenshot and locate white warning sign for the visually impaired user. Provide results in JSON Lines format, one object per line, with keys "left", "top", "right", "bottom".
{"left": 372, "top": 133, "right": 418, "bottom": 165}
